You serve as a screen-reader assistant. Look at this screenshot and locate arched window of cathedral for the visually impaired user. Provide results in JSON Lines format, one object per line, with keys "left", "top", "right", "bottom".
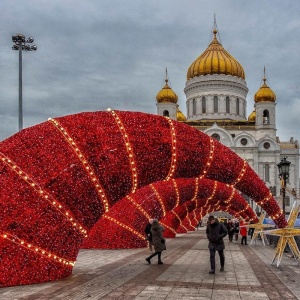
{"left": 226, "top": 96, "right": 230, "bottom": 113}
{"left": 211, "top": 133, "right": 220, "bottom": 141}
{"left": 213, "top": 96, "right": 218, "bottom": 113}
{"left": 202, "top": 97, "right": 206, "bottom": 113}
{"left": 236, "top": 98, "right": 240, "bottom": 115}
{"left": 193, "top": 99, "right": 197, "bottom": 115}
{"left": 163, "top": 110, "right": 169, "bottom": 117}
{"left": 263, "top": 110, "right": 269, "bottom": 124}
{"left": 264, "top": 163, "right": 270, "bottom": 182}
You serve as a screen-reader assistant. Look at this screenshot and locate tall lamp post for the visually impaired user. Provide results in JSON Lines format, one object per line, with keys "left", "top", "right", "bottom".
{"left": 12, "top": 33, "right": 37, "bottom": 131}
{"left": 277, "top": 157, "right": 291, "bottom": 216}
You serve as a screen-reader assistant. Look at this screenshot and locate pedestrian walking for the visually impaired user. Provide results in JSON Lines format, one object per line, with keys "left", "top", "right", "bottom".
{"left": 233, "top": 220, "right": 239, "bottom": 243}
{"left": 145, "top": 219, "right": 166, "bottom": 264}
{"left": 226, "top": 219, "right": 234, "bottom": 242}
{"left": 206, "top": 215, "right": 228, "bottom": 274}
{"left": 240, "top": 220, "right": 248, "bottom": 245}
{"left": 144, "top": 219, "right": 154, "bottom": 252}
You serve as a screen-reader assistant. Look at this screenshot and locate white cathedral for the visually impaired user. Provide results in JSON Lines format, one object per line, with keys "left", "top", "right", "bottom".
{"left": 155, "top": 27, "right": 299, "bottom": 215}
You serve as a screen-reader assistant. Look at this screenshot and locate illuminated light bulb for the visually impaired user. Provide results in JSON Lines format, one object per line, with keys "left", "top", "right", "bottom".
{"left": 28, "top": 244, "right": 31, "bottom": 248}
{"left": 107, "top": 108, "right": 111, "bottom": 111}
{"left": 21, "top": 241, "right": 24, "bottom": 244}
{"left": 53, "top": 201, "right": 56, "bottom": 205}
{"left": 3, "top": 234, "right": 7, "bottom": 238}
{"left": 42, "top": 251, "right": 45, "bottom": 254}
{"left": 35, "top": 248, "right": 38, "bottom": 251}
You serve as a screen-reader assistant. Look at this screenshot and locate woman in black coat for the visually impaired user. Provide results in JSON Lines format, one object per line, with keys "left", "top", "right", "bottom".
{"left": 145, "top": 219, "right": 166, "bottom": 264}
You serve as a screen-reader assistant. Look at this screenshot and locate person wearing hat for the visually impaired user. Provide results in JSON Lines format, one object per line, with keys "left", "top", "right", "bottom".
{"left": 145, "top": 219, "right": 166, "bottom": 264}
{"left": 206, "top": 215, "right": 228, "bottom": 274}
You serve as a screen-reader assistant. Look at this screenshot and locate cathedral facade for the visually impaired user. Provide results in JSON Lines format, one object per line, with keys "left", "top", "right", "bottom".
{"left": 156, "top": 27, "right": 299, "bottom": 215}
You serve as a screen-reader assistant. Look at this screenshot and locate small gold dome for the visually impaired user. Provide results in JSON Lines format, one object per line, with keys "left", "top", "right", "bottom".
{"left": 156, "top": 69, "right": 178, "bottom": 104}
{"left": 248, "top": 109, "right": 256, "bottom": 122}
{"left": 254, "top": 77, "right": 276, "bottom": 103}
{"left": 187, "top": 28, "right": 245, "bottom": 80}
{"left": 177, "top": 108, "right": 187, "bottom": 122}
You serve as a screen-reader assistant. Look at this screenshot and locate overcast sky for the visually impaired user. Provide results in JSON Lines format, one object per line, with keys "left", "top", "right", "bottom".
{"left": 0, "top": 0, "right": 300, "bottom": 142}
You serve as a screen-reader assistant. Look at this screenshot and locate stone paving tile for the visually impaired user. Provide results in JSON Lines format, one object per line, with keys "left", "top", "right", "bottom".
{"left": 1, "top": 230, "right": 300, "bottom": 299}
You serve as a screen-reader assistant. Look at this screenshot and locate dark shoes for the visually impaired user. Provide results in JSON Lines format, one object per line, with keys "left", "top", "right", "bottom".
{"left": 146, "top": 258, "right": 151, "bottom": 264}
{"left": 220, "top": 266, "right": 224, "bottom": 272}
{"left": 209, "top": 270, "right": 215, "bottom": 274}
{"left": 158, "top": 261, "right": 163, "bottom": 264}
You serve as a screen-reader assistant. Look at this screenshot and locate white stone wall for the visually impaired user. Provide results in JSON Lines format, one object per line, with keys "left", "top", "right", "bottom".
{"left": 184, "top": 74, "right": 248, "bottom": 121}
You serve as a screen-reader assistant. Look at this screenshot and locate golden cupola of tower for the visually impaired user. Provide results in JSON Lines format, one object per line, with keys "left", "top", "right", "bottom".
{"left": 248, "top": 109, "right": 256, "bottom": 122}
{"left": 156, "top": 69, "right": 178, "bottom": 104}
{"left": 254, "top": 72, "right": 276, "bottom": 103}
{"left": 187, "top": 28, "right": 245, "bottom": 80}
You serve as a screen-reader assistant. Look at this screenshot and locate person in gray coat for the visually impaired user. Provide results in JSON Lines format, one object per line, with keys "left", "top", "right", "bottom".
{"left": 145, "top": 219, "right": 166, "bottom": 264}
{"left": 206, "top": 215, "right": 228, "bottom": 274}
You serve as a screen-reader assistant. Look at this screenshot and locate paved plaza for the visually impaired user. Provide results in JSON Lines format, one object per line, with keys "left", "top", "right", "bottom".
{"left": 1, "top": 228, "right": 300, "bottom": 300}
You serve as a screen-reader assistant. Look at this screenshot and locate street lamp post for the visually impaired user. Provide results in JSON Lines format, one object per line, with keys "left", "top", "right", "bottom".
{"left": 277, "top": 157, "right": 291, "bottom": 217}
{"left": 12, "top": 33, "right": 37, "bottom": 131}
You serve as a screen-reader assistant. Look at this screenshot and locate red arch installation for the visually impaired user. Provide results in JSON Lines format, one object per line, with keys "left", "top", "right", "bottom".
{"left": 0, "top": 111, "right": 286, "bottom": 287}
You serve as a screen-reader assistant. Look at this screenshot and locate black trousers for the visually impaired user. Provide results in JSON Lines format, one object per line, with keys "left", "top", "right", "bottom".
{"left": 241, "top": 236, "right": 247, "bottom": 244}
{"left": 147, "top": 251, "right": 162, "bottom": 262}
{"left": 209, "top": 247, "right": 225, "bottom": 271}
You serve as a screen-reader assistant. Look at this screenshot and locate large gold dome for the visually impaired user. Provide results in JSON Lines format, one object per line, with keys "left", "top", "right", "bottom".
{"left": 254, "top": 77, "right": 276, "bottom": 103}
{"left": 156, "top": 78, "right": 178, "bottom": 104}
{"left": 187, "top": 29, "right": 245, "bottom": 80}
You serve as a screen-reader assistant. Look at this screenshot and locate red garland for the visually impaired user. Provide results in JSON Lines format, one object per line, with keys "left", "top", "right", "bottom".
{"left": 0, "top": 111, "right": 286, "bottom": 287}
{"left": 83, "top": 178, "right": 258, "bottom": 246}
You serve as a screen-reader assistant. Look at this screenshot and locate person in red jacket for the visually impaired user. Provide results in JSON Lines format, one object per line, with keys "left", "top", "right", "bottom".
{"left": 240, "top": 220, "right": 248, "bottom": 245}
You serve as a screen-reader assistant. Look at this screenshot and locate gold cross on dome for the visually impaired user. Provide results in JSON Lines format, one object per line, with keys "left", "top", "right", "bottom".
{"left": 266, "top": 203, "right": 300, "bottom": 267}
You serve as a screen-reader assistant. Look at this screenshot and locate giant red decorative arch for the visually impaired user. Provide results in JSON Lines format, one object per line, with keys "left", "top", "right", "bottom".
{"left": 0, "top": 111, "right": 286, "bottom": 287}
{"left": 83, "top": 178, "right": 258, "bottom": 246}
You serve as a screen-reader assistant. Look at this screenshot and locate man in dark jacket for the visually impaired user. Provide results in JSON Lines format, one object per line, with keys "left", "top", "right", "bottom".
{"left": 206, "top": 215, "right": 228, "bottom": 274}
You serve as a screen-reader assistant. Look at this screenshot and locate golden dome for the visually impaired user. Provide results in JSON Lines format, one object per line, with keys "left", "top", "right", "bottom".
{"left": 248, "top": 109, "right": 256, "bottom": 122}
{"left": 187, "top": 28, "right": 245, "bottom": 80}
{"left": 254, "top": 77, "right": 276, "bottom": 103}
{"left": 156, "top": 69, "right": 178, "bottom": 104}
{"left": 177, "top": 108, "right": 187, "bottom": 122}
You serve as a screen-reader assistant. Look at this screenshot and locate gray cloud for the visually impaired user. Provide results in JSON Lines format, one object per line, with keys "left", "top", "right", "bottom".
{"left": 0, "top": 0, "right": 300, "bottom": 142}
